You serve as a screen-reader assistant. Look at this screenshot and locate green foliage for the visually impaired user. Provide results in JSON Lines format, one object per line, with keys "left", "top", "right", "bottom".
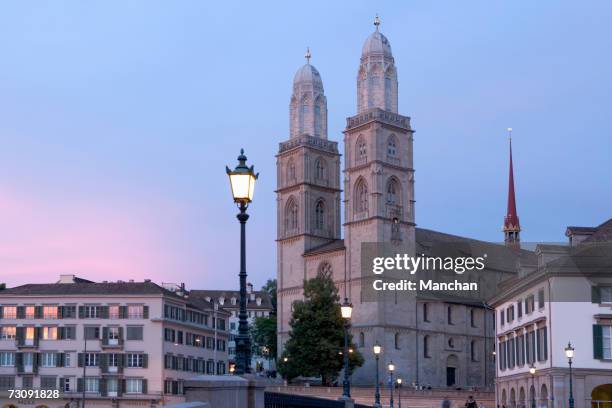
{"left": 277, "top": 273, "right": 364, "bottom": 385}
{"left": 262, "top": 278, "right": 277, "bottom": 314}
{"left": 251, "top": 314, "right": 277, "bottom": 360}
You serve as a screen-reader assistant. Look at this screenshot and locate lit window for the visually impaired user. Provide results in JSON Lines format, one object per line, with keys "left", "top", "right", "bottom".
{"left": 2, "top": 306, "right": 16, "bottom": 319}
{"left": 42, "top": 326, "right": 57, "bottom": 340}
{"left": 43, "top": 306, "right": 58, "bottom": 319}
{"left": 25, "top": 327, "right": 35, "bottom": 340}
{"left": 0, "top": 327, "right": 16, "bottom": 340}
{"left": 109, "top": 305, "right": 120, "bottom": 319}
{"left": 128, "top": 305, "right": 144, "bottom": 319}
{"left": 25, "top": 306, "right": 35, "bottom": 319}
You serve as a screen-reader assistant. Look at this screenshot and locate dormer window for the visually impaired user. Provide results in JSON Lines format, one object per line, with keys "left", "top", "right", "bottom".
{"left": 231, "top": 297, "right": 237, "bottom": 305}
{"left": 256, "top": 298, "right": 262, "bottom": 306}
{"left": 219, "top": 297, "right": 225, "bottom": 306}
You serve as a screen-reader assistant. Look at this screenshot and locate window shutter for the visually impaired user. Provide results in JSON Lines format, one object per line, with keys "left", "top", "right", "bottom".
{"left": 35, "top": 306, "right": 43, "bottom": 319}
{"left": 33, "top": 352, "right": 40, "bottom": 373}
{"left": 78, "top": 306, "right": 85, "bottom": 319}
{"left": 536, "top": 329, "right": 542, "bottom": 361}
{"left": 59, "top": 377, "right": 65, "bottom": 391}
{"left": 122, "top": 353, "right": 128, "bottom": 367}
{"left": 58, "top": 306, "right": 64, "bottom": 319}
{"left": 142, "top": 379, "right": 148, "bottom": 395}
{"left": 593, "top": 324, "right": 604, "bottom": 359}
{"left": 118, "top": 327, "right": 124, "bottom": 343}
{"left": 592, "top": 286, "right": 602, "bottom": 304}
{"left": 58, "top": 327, "right": 65, "bottom": 340}
{"left": 143, "top": 353, "right": 148, "bottom": 368}
{"left": 56, "top": 353, "right": 64, "bottom": 367}
{"left": 99, "top": 353, "right": 108, "bottom": 373}
{"left": 78, "top": 353, "right": 84, "bottom": 367}
{"left": 119, "top": 306, "right": 127, "bottom": 319}
{"left": 16, "top": 327, "right": 24, "bottom": 346}
{"left": 101, "top": 306, "right": 109, "bottom": 319}
{"left": 16, "top": 352, "right": 23, "bottom": 373}
{"left": 543, "top": 327, "right": 548, "bottom": 360}
{"left": 17, "top": 306, "right": 25, "bottom": 319}
{"left": 99, "top": 377, "right": 107, "bottom": 397}
{"left": 0, "top": 307, "right": 3, "bottom": 319}
{"left": 102, "top": 327, "right": 109, "bottom": 345}
{"left": 121, "top": 379, "right": 127, "bottom": 394}
{"left": 77, "top": 378, "right": 83, "bottom": 393}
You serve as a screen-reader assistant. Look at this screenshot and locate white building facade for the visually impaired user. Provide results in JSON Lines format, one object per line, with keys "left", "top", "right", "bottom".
{"left": 0, "top": 275, "right": 230, "bottom": 407}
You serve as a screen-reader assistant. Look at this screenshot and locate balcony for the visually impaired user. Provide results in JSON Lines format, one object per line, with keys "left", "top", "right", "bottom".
{"left": 101, "top": 337, "right": 124, "bottom": 349}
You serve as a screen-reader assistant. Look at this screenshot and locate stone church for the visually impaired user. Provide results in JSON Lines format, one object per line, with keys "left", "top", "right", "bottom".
{"left": 276, "top": 18, "right": 521, "bottom": 388}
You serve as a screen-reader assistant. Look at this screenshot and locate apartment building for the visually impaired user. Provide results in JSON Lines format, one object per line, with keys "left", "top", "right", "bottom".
{"left": 0, "top": 275, "right": 230, "bottom": 407}
{"left": 191, "top": 283, "right": 274, "bottom": 372}
{"left": 489, "top": 219, "right": 612, "bottom": 407}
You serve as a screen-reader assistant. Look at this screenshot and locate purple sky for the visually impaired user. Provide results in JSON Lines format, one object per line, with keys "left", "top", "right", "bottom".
{"left": 1, "top": 2, "right": 611, "bottom": 290}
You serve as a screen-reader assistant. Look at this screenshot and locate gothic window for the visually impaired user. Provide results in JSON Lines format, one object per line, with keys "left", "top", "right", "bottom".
{"left": 424, "top": 335, "right": 430, "bottom": 358}
{"left": 356, "top": 136, "right": 367, "bottom": 163}
{"left": 386, "top": 178, "right": 398, "bottom": 205}
{"left": 314, "top": 158, "right": 326, "bottom": 181}
{"left": 285, "top": 198, "right": 298, "bottom": 234}
{"left": 354, "top": 178, "right": 368, "bottom": 215}
{"left": 318, "top": 262, "right": 332, "bottom": 279}
{"left": 387, "top": 135, "right": 397, "bottom": 157}
{"left": 286, "top": 159, "right": 296, "bottom": 184}
{"left": 315, "top": 199, "right": 325, "bottom": 230}
{"left": 394, "top": 332, "right": 400, "bottom": 350}
{"left": 471, "top": 340, "right": 477, "bottom": 361}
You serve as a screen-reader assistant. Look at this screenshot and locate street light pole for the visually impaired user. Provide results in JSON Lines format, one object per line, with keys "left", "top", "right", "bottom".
{"left": 529, "top": 364, "right": 536, "bottom": 408}
{"left": 397, "top": 378, "right": 402, "bottom": 408}
{"left": 226, "top": 149, "right": 258, "bottom": 376}
{"left": 388, "top": 361, "right": 395, "bottom": 408}
{"left": 373, "top": 344, "right": 382, "bottom": 408}
{"left": 565, "top": 342, "right": 575, "bottom": 408}
{"left": 340, "top": 298, "right": 353, "bottom": 400}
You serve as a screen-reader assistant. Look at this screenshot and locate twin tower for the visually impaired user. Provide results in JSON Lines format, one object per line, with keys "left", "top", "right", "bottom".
{"left": 276, "top": 18, "right": 416, "bottom": 384}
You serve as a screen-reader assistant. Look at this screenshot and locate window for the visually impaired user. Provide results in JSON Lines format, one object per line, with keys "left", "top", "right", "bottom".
{"left": 537, "top": 326, "right": 548, "bottom": 361}
{"left": 603, "top": 326, "right": 612, "bottom": 359}
{"left": 41, "top": 352, "right": 57, "bottom": 367}
{"left": 471, "top": 340, "right": 477, "bottom": 361}
{"left": 423, "top": 303, "right": 429, "bottom": 322}
{"left": 538, "top": 289, "right": 545, "bottom": 309}
{"left": 107, "top": 378, "right": 118, "bottom": 393}
{"left": 23, "top": 352, "right": 34, "bottom": 366}
{"left": 84, "top": 306, "right": 99, "bottom": 319}
{"left": 386, "top": 179, "right": 398, "bottom": 205}
{"left": 285, "top": 199, "right": 299, "bottom": 233}
{"left": 517, "top": 301, "right": 523, "bottom": 318}
{"left": 128, "top": 305, "right": 144, "bottom": 319}
{"left": 62, "top": 305, "right": 76, "bottom": 318}
{"left": 25, "top": 306, "right": 35, "bottom": 319}
{"left": 127, "top": 353, "right": 144, "bottom": 368}
{"left": 25, "top": 326, "right": 35, "bottom": 341}
{"left": 470, "top": 309, "right": 477, "bottom": 328}
{"left": 601, "top": 287, "right": 612, "bottom": 304}
{"left": 108, "top": 353, "right": 120, "bottom": 367}
{"left": 500, "top": 310, "right": 505, "bottom": 326}
{"left": 84, "top": 326, "right": 100, "bottom": 340}
{"left": 0, "top": 352, "right": 14, "bottom": 367}
{"left": 40, "top": 376, "right": 56, "bottom": 390}
{"left": 357, "top": 137, "right": 367, "bottom": 160}
{"left": 85, "top": 353, "right": 98, "bottom": 367}
{"left": 355, "top": 179, "right": 368, "bottom": 213}
{"left": 448, "top": 337, "right": 455, "bottom": 348}
{"left": 63, "top": 326, "right": 76, "bottom": 340}
{"left": 127, "top": 326, "right": 143, "bottom": 340}
{"left": 0, "top": 376, "right": 16, "bottom": 390}
{"left": 394, "top": 333, "right": 400, "bottom": 350}
{"left": 164, "top": 328, "right": 176, "bottom": 343}
{"left": 65, "top": 353, "right": 72, "bottom": 367}
{"left": 286, "top": 159, "right": 296, "bottom": 182}
{"left": 315, "top": 159, "right": 326, "bottom": 180}
{"left": 63, "top": 377, "right": 72, "bottom": 392}
{"left": 108, "top": 326, "right": 120, "bottom": 340}
{"left": 109, "top": 305, "right": 120, "bottom": 319}
{"left": 525, "top": 295, "right": 535, "bottom": 314}
{"left": 43, "top": 306, "right": 58, "bottom": 319}
{"left": 2, "top": 306, "right": 16, "bottom": 319}
{"left": 424, "top": 336, "right": 430, "bottom": 358}
{"left": 315, "top": 200, "right": 325, "bottom": 229}
{"left": 387, "top": 135, "right": 397, "bottom": 157}
{"left": 85, "top": 377, "right": 99, "bottom": 393}
{"left": 359, "top": 332, "right": 365, "bottom": 348}
{"left": 447, "top": 306, "right": 453, "bottom": 325}
{"left": 0, "top": 326, "right": 16, "bottom": 340}
{"left": 42, "top": 326, "right": 57, "bottom": 340}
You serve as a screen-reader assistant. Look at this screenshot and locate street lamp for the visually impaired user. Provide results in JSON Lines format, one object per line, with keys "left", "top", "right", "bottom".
{"left": 340, "top": 298, "right": 353, "bottom": 400}
{"left": 388, "top": 361, "right": 395, "bottom": 408}
{"left": 397, "top": 378, "right": 403, "bottom": 408}
{"left": 565, "top": 342, "right": 575, "bottom": 408}
{"left": 373, "top": 344, "right": 382, "bottom": 408}
{"left": 226, "top": 148, "right": 258, "bottom": 375}
{"left": 529, "top": 364, "right": 536, "bottom": 408}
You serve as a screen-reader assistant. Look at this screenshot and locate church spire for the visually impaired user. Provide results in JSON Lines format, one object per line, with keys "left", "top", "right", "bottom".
{"left": 503, "top": 128, "right": 521, "bottom": 248}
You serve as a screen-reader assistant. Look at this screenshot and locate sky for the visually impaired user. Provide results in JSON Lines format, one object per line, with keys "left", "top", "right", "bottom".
{"left": 1, "top": 1, "right": 611, "bottom": 290}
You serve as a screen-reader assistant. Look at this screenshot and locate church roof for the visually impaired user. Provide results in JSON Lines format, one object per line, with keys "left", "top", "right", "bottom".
{"left": 362, "top": 30, "right": 393, "bottom": 58}
{"left": 303, "top": 239, "right": 346, "bottom": 256}
{"left": 293, "top": 63, "right": 323, "bottom": 89}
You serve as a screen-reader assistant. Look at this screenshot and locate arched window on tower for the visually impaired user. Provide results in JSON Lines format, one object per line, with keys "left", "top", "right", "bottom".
{"left": 314, "top": 158, "right": 326, "bottom": 181}
{"left": 356, "top": 136, "right": 367, "bottom": 164}
{"left": 318, "top": 262, "right": 332, "bottom": 279}
{"left": 286, "top": 159, "right": 296, "bottom": 185}
{"left": 387, "top": 135, "right": 397, "bottom": 157}
{"left": 354, "top": 179, "right": 368, "bottom": 218}
{"left": 285, "top": 198, "right": 298, "bottom": 235}
{"left": 315, "top": 199, "right": 325, "bottom": 230}
{"left": 387, "top": 178, "right": 398, "bottom": 205}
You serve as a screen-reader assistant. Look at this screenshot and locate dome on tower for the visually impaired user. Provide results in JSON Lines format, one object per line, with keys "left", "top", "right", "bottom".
{"left": 362, "top": 30, "right": 393, "bottom": 58}
{"left": 293, "top": 63, "right": 323, "bottom": 88}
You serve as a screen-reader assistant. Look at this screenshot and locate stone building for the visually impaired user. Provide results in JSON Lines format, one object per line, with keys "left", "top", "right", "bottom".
{"left": 276, "top": 18, "right": 522, "bottom": 388}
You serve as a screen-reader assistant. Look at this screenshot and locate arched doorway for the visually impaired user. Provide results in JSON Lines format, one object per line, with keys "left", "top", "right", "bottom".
{"left": 510, "top": 387, "right": 517, "bottom": 408}
{"left": 502, "top": 389, "right": 507, "bottom": 407}
{"left": 519, "top": 387, "right": 526, "bottom": 407}
{"left": 446, "top": 354, "right": 458, "bottom": 387}
{"left": 592, "top": 384, "right": 612, "bottom": 407}
{"left": 540, "top": 384, "right": 549, "bottom": 407}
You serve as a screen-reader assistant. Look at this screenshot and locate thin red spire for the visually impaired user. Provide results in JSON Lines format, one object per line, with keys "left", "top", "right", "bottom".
{"left": 503, "top": 129, "right": 520, "bottom": 246}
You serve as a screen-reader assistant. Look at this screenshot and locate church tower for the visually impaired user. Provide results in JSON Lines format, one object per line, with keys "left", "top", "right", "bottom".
{"left": 343, "top": 17, "right": 416, "bottom": 283}
{"left": 276, "top": 50, "right": 342, "bottom": 347}
{"left": 503, "top": 129, "right": 521, "bottom": 248}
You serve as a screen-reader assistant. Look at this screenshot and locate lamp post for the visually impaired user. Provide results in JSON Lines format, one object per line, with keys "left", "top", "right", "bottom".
{"left": 340, "top": 298, "right": 353, "bottom": 400}
{"left": 373, "top": 344, "right": 382, "bottom": 408}
{"left": 226, "top": 149, "right": 258, "bottom": 375}
{"left": 396, "top": 378, "right": 402, "bottom": 408}
{"left": 565, "top": 342, "right": 575, "bottom": 408}
{"left": 529, "top": 364, "right": 536, "bottom": 408}
{"left": 388, "top": 361, "right": 395, "bottom": 408}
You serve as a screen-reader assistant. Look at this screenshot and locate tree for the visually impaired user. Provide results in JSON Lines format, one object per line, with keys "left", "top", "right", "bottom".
{"left": 262, "top": 278, "right": 277, "bottom": 314}
{"left": 251, "top": 314, "right": 277, "bottom": 362}
{"left": 277, "top": 272, "right": 364, "bottom": 385}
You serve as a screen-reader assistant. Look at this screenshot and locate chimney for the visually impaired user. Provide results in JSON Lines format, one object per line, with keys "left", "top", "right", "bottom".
{"left": 58, "top": 274, "right": 76, "bottom": 284}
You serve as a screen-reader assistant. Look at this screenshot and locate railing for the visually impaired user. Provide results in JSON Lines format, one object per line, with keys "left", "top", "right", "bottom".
{"left": 265, "top": 392, "right": 372, "bottom": 408}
